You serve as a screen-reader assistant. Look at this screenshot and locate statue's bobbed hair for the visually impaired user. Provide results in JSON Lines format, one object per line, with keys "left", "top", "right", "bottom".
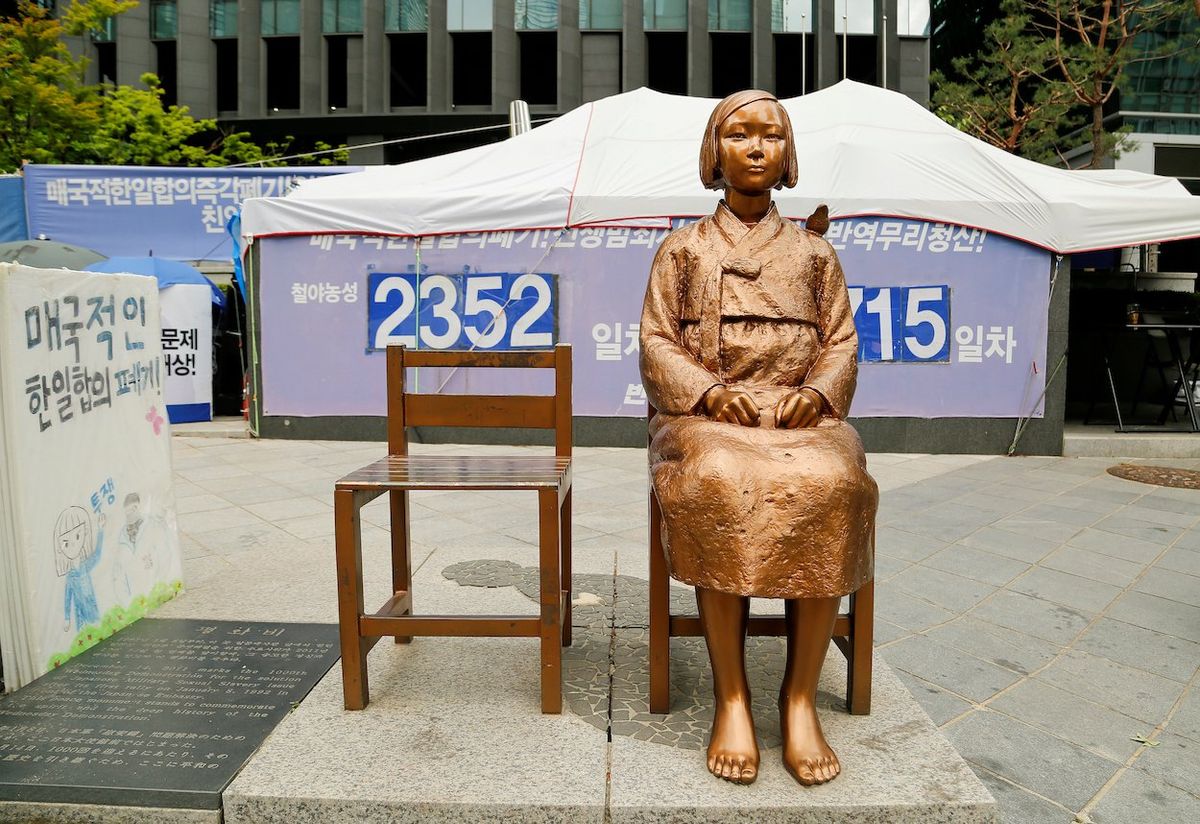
{"left": 699, "top": 90, "right": 798, "bottom": 191}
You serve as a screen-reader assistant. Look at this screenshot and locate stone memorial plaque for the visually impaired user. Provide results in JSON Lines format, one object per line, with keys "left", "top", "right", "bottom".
{"left": 0, "top": 619, "right": 339, "bottom": 809}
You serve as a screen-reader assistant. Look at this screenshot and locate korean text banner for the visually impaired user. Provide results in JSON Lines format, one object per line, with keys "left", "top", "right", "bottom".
{"left": 0, "top": 175, "right": 27, "bottom": 242}
{"left": 256, "top": 218, "right": 1051, "bottom": 419}
{"left": 23, "top": 165, "right": 359, "bottom": 263}
{"left": 0, "top": 264, "right": 183, "bottom": 690}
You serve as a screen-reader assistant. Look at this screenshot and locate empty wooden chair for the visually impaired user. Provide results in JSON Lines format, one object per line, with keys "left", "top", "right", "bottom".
{"left": 334, "top": 344, "right": 573, "bottom": 714}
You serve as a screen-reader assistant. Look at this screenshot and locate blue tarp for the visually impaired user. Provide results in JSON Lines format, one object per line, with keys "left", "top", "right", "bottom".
{"left": 0, "top": 176, "right": 28, "bottom": 242}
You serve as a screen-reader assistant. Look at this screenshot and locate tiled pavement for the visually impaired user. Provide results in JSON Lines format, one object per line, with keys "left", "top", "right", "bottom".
{"left": 164, "top": 434, "right": 1200, "bottom": 824}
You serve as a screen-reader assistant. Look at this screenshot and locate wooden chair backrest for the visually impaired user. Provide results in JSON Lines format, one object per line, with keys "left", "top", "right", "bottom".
{"left": 385, "top": 345, "right": 572, "bottom": 458}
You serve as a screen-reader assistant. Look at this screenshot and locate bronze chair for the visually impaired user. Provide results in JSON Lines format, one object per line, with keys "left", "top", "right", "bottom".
{"left": 334, "top": 344, "right": 573, "bottom": 714}
{"left": 646, "top": 406, "right": 874, "bottom": 715}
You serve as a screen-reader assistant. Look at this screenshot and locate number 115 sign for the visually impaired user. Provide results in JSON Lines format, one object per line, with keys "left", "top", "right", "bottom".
{"left": 848, "top": 284, "right": 951, "bottom": 363}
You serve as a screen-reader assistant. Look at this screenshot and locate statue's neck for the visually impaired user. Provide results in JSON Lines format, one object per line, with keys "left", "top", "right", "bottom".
{"left": 724, "top": 188, "right": 773, "bottom": 225}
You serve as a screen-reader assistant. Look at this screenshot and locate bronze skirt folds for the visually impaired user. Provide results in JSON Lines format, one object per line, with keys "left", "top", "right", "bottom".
{"left": 650, "top": 407, "right": 876, "bottom": 599}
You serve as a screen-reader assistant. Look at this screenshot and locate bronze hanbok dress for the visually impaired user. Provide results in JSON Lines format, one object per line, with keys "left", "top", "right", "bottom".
{"left": 640, "top": 201, "right": 877, "bottom": 599}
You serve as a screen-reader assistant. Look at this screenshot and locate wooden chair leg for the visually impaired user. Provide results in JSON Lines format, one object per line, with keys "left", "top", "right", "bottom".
{"left": 538, "top": 488, "right": 563, "bottom": 714}
{"left": 648, "top": 490, "right": 671, "bottom": 714}
{"left": 561, "top": 487, "right": 573, "bottom": 648}
{"left": 334, "top": 488, "right": 370, "bottom": 710}
{"left": 847, "top": 579, "right": 874, "bottom": 716}
{"left": 389, "top": 489, "right": 413, "bottom": 644}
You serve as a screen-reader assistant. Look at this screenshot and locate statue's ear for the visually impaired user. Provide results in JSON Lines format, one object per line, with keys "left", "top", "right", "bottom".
{"left": 805, "top": 204, "right": 830, "bottom": 236}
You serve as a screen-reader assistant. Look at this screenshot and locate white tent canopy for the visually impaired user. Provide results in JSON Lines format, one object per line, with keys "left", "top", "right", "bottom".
{"left": 241, "top": 81, "right": 1200, "bottom": 254}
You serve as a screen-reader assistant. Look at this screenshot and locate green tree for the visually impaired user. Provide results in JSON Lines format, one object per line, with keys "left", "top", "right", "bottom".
{"left": 1030, "top": 0, "right": 1197, "bottom": 167}
{"left": 932, "top": 0, "right": 1082, "bottom": 163}
{"left": 0, "top": 1, "right": 347, "bottom": 170}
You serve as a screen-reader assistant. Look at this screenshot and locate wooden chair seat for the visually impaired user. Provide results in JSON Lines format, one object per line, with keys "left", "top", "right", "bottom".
{"left": 337, "top": 455, "right": 573, "bottom": 491}
{"left": 334, "top": 345, "right": 573, "bottom": 715}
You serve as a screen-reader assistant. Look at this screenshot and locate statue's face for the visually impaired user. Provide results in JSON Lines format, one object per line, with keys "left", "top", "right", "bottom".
{"left": 717, "top": 100, "right": 787, "bottom": 193}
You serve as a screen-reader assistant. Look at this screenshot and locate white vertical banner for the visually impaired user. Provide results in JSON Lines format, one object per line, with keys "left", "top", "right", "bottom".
{"left": 158, "top": 284, "right": 213, "bottom": 423}
{"left": 0, "top": 264, "right": 183, "bottom": 691}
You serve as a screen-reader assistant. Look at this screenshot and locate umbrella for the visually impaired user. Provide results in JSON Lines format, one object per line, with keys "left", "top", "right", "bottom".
{"left": 85, "top": 256, "right": 226, "bottom": 307}
{"left": 0, "top": 240, "right": 107, "bottom": 269}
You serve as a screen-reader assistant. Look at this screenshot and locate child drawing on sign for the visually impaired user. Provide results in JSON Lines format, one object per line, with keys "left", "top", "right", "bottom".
{"left": 54, "top": 506, "right": 105, "bottom": 633}
{"left": 113, "top": 492, "right": 154, "bottom": 601}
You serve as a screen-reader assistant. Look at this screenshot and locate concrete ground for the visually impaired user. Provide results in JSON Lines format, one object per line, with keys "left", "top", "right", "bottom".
{"left": 163, "top": 433, "right": 1200, "bottom": 824}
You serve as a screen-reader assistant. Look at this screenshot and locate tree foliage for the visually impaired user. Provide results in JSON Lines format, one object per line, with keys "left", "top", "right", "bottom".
{"left": 1028, "top": 0, "right": 1198, "bottom": 167}
{"left": 0, "top": 1, "right": 347, "bottom": 171}
{"left": 932, "top": 0, "right": 1082, "bottom": 163}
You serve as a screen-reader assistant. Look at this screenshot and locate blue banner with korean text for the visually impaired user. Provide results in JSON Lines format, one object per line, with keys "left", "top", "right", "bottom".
{"left": 23, "top": 165, "right": 358, "bottom": 263}
{"left": 255, "top": 217, "right": 1050, "bottom": 419}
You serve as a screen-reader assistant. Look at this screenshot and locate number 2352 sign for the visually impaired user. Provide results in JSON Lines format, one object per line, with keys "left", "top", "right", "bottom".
{"left": 367, "top": 271, "right": 555, "bottom": 352}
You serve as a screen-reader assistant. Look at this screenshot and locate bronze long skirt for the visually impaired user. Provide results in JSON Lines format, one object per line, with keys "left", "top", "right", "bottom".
{"left": 649, "top": 413, "right": 877, "bottom": 599}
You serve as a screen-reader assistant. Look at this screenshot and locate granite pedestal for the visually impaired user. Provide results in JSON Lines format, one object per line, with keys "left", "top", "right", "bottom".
{"left": 221, "top": 559, "right": 997, "bottom": 823}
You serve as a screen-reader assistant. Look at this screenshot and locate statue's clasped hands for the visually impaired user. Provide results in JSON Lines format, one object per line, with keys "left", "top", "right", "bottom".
{"left": 704, "top": 386, "right": 823, "bottom": 428}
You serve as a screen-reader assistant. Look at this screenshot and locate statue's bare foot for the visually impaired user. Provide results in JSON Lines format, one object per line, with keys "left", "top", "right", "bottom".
{"left": 706, "top": 695, "right": 759, "bottom": 784}
{"left": 779, "top": 691, "right": 840, "bottom": 785}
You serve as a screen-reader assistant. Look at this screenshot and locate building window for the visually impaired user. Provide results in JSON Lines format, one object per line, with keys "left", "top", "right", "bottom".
{"left": 644, "top": 0, "right": 686, "bottom": 31}
{"left": 91, "top": 17, "right": 116, "bottom": 43}
{"left": 385, "top": 0, "right": 428, "bottom": 31}
{"left": 773, "top": 33, "right": 811, "bottom": 97}
{"left": 520, "top": 31, "right": 557, "bottom": 103}
{"left": 388, "top": 32, "right": 427, "bottom": 105}
{"left": 837, "top": 34, "right": 877, "bottom": 84}
{"left": 897, "top": 0, "right": 930, "bottom": 37}
{"left": 210, "top": 0, "right": 238, "bottom": 37}
{"left": 710, "top": 32, "right": 751, "bottom": 97}
{"left": 646, "top": 31, "right": 687, "bottom": 93}
{"left": 155, "top": 41, "right": 178, "bottom": 105}
{"left": 580, "top": 0, "right": 621, "bottom": 29}
{"left": 834, "top": 0, "right": 875, "bottom": 35}
{"left": 265, "top": 36, "right": 301, "bottom": 108}
{"left": 214, "top": 39, "right": 239, "bottom": 111}
{"left": 323, "top": 0, "right": 362, "bottom": 33}
{"left": 95, "top": 42, "right": 117, "bottom": 84}
{"left": 708, "top": 0, "right": 750, "bottom": 32}
{"left": 451, "top": 32, "right": 492, "bottom": 104}
{"left": 516, "top": 0, "right": 557, "bottom": 30}
{"left": 771, "top": 0, "right": 812, "bottom": 33}
{"left": 150, "top": 0, "right": 177, "bottom": 40}
{"left": 262, "top": 0, "right": 301, "bottom": 36}
{"left": 448, "top": 0, "right": 492, "bottom": 30}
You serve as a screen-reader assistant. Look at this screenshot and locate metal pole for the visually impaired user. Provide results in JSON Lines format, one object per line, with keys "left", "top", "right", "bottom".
{"left": 842, "top": 11, "right": 848, "bottom": 79}
{"left": 801, "top": 12, "right": 807, "bottom": 93}
{"left": 882, "top": 13, "right": 887, "bottom": 87}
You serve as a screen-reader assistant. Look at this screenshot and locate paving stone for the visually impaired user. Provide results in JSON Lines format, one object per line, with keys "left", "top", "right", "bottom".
{"left": 1039, "top": 544, "right": 1145, "bottom": 587}
{"left": 894, "top": 670, "right": 974, "bottom": 725}
{"left": 1131, "top": 732, "right": 1200, "bottom": 797}
{"left": 959, "top": 526, "right": 1059, "bottom": 563}
{"left": 1174, "top": 528, "right": 1200, "bottom": 551}
{"left": 887, "top": 506, "right": 1007, "bottom": 543}
{"left": 1107, "top": 591, "right": 1200, "bottom": 643}
{"left": 1020, "top": 503, "right": 1103, "bottom": 528}
{"left": 1037, "top": 650, "right": 1186, "bottom": 726}
{"left": 873, "top": 618, "right": 912, "bottom": 646}
{"left": 970, "top": 590, "right": 1093, "bottom": 646}
{"left": 1165, "top": 685, "right": 1200, "bottom": 743}
{"left": 882, "top": 635, "right": 1021, "bottom": 704}
{"left": 945, "top": 709, "right": 1118, "bottom": 811}
{"left": 1049, "top": 493, "right": 1127, "bottom": 515}
{"left": 1063, "top": 483, "right": 1142, "bottom": 506}
{"left": 972, "top": 767, "right": 1077, "bottom": 824}
{"left": 1089, "top": 768, "right": 1200, "bottom": 824}
{"left": 990, "top": 679, "right": 1146, "bottom": 763}
{"left": 888, "top": 566, "right": 998, "bottom": 613}
{"left": 1157, "top": 546, "right": 1200, "bottom": 577}
{"left": 1067, "top": 528, "right": 1165, "bottom": 564}
{"left": 1075, "top": 617, "right": 1200, "bottom": 684}
{"left": 872, "top": 552, "right": 910, "bottom": 581}
{"left": 1008, "top": 566, "right": 1122, "bottom": 614}
{"left": 875, "top": 526, "right": 947, "bottom": 562}
{"left": 1133, "top": 567, "right": 1200, "bottom": 608}
{"left": 921, "top": 545, "right": 1030, "bottom": 587}
{"left": 992, "top": 516, "right": 1083, "bottom": 545}
{"left": 875, "top": 586, "right": 957, "bottom": 632}
{"left": 924, "top": 616, "right": 1061, "bottom": 676}
{"left": 1120, "top": 503, "right": 1199, "bottom": 528}
{"left": 1093, "top": 514, "right": 1183, "bottom": 545}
